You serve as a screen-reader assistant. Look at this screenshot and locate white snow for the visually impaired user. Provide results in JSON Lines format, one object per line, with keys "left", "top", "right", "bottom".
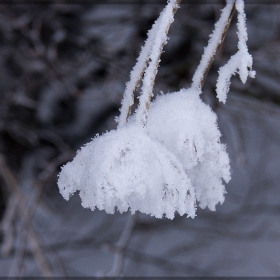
{"left": 191, "top": 0, "right": 235, "bottom": 92}
{"left": 58, "top": 122, "right": 196, "bottom": 219}
{"left": 146, "top": 88, "right": 231, "bottom": 210}
{"left": 136, "top": 0, "right": 176, "bottom": 126}
{"left": 216, "top": 0, "right": 256, "bottom": 103}
{"left": 58, "top": 0, "right": 198, "bottom": 220}
{"left": 57, "top": 0, "right": 256, "bottom": 218}
{"left": 118, "top": 0, "right": 179, "bottom": 127}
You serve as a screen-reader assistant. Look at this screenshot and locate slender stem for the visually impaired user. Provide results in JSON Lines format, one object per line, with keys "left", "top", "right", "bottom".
{"left": 107, "top": 213, "right": 138, "bottom": 276}
{"left": 118, "top": 0, "right": 181, "bottom": 128}
{"left": 136, "top": 0, "right": 181, "bottom": 126}
{"left": 0, "top": 196, "right": 18, "bottom": 256}
{"left": 191, "top": 1, "right": 236, "bottom": 91}
{"left": 117, "top": 18, "right": 158, "bottom": 128}
{"left": 0, "top": 154, "right": 53, "bottom": 277}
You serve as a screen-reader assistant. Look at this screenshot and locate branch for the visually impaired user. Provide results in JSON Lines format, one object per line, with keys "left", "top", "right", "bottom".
{"left": 0, "top": 195, "right": 18, "bottom": 256}
{"left": 0, "top": 154, "right": 54, "bottom": 277}
{"left": 191, "top": 0, "right": 236, "bottom": 91}
{"left": 107, "top": 213, "right": 138, "bottom": 277}
{"left": 118, "top": 0, "right": 181, "bottom": 127}
{"left": 136, "top": 0, "right": 181, "bottom": 126}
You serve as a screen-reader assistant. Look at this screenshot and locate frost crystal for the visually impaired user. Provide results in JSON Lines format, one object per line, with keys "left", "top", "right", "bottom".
{"left": 192, "top": 0, "right": 235, "bottom": 92}
{"left": 57, "top": 0, "right": 254, "bottom": 219}
{"left": 136, "top": 0, "right": 176, "bottom": 126}
{"left": 58, "top": 122, "right": 196, "bottom": 219}
{"left": 216, "top": 0, "right": 255, "bottom": 103}
{"left": 118, "top": 0, "right": 178, "bottom": 127}
{"left": 58, "top": 0, "right": 198, "bottom": 220}
{"left": 147, "top": 88, "right": 231, "bottom": 210}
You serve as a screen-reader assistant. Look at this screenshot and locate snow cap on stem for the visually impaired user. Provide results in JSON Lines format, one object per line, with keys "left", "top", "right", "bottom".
{"left": 118, "top": 0, "right": 180, "bottom": 128}
{"left": 146, "top": 88, "right": 231, "bottom": 211}
{"left": 58, "top": 123, "right": 196, "bottom": 219}
{"left": 216, "top": 0, "right": 256, "bottom": 103}
{"left": 136, "top": 0, "right": 180, "bottom": 126}
{"left": 191, "top": 0, "right": 236, "bottom": 92}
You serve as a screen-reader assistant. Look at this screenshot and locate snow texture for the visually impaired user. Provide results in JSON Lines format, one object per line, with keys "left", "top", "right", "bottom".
{"left": 216, "top": 0, "right": 256, "bottom": 103}
{"left": 58, "top": 122, "right": 196, "bottom": 219}
{"left": 117, "top": 11, "right": 160, "bottom": 128}
{"left": 136, "top": 0, "right": 176, "bottom": 126}
{"left": 57, "top": 0, "right": 256, "bottom": 218}
{"left": 118, "top": 0, "right": 178, "bottom": 127}
{"left": 146, "top": 88, "right": 231, "bottom": 210}
{"left": 58, "top": 0, "right": 198, "bottom": 220}
{"left": 191, "top": 0, "right": 235, "bottom": 92}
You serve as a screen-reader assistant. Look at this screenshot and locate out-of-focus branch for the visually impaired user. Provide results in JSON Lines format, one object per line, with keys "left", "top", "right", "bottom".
{"left": 107, "top": 213, "right": 138, "bottom": 277}
{"left": 0, "top": 154, "right": 53, "bottom": 277}
{"left": 0, "top": 195, "right": 18, "bottom": 256}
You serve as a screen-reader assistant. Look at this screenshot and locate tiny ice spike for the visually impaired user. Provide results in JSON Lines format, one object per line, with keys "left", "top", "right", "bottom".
{"left": 58, "top": 122, "right": 196, "bottom": 219}
{"left": 146, "top": 88, "right": 231, "bottom": 211}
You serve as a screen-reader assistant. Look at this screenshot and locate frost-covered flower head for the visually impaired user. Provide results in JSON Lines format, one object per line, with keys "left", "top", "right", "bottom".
{"left": 58, "top": 0, "right": 254, "bottom": 218}
{"left": 58, "top": 0, "right": 197, "bottom": 219}
{"left": 146, "top": 88, "right": 231, "bottom": 210}
{"left": 58, "top": 122, "right": 196, "bottom": 219}
{"left": 145, "top": 0, "right": 254, "bottom": 211}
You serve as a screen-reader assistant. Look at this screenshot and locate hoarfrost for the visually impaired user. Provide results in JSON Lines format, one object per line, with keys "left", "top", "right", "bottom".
{"left": 146, "top": 88, "right": 231, "bottom": 210}
{"left": 118, "top": 0, "right": 178, "bottom": 127}
{"left": 216, "top": 0, "right": 255, "bottom": 103}
{"left": 136, "top": 0, "right": 176, "bottom": 126}
{"left": 58, "top": 0, "right": 197, "bottom": 220}
{"left": 58, "top": 122, "right": 196, "bottom": 219}
{"left": 57, "top": 0, "right": 255, "bottom": 218}
{"left": 192, "top": 0, "right": 235, "bottom": 92}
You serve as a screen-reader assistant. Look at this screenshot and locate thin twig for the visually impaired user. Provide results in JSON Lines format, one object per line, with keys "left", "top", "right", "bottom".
{"left": 191, "top": 1, "right": 236, "bottom": 91}
{"left": 107, "top": 213, "right": 138, "bottom": 276}
{"left": 136, "top": 0, "right": 181, "bottom": 126}
{"left": 0, "top": 154, "right": 54, "bottom": 277}
{"left": 117, "top": 12, "right": 159, "bottom": 127}
{"left": 12, "top": 153, "right": 72, "bottom": 276}
{"left": 118, "top": 0, "right": 181, "bottom": 127}
{"left": 0, "top": 195, "right": 18, "bottom": 256}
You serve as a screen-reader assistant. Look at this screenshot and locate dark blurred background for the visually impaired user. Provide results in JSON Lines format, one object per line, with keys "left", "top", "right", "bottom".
{"left": 0, "top": 1, "right": 280, "bottom": 277}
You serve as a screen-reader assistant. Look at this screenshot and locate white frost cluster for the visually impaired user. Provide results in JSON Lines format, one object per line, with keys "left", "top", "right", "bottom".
{"left": 58, "top": 0, "right": 254, "bottom": 219}
{"left": 58, "top": 0, "right": 197, "bottom": 219}
{"left": 58, "top": 122, "right": 196, "bottom": 219}
{"left": 216, "top": 0, "right": 256, "bottom": 103}
{"left": 192, "top": 0, "right": 235, "bottom": 92}
{"left": 147, "top": 88, "right": 231, "bottom": 210}
{"left": 118, "top": 0, "right": 177, "bottom": 127}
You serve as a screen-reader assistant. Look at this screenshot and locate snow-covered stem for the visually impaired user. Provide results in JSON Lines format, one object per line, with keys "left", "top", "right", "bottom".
{"left": 117, "top": 0, "right": 181, "bottom": 128}
{"left": 191, "top": 0, "right": 236, "bottom": 92}
{"left": 117, "top": 12, "right": 162, "bottom": 128}
{"left": 136, "top": 0, "right": 181, "bottom": 126}
{"left": 216, "top": 0, "right": 255, "bottom": 103}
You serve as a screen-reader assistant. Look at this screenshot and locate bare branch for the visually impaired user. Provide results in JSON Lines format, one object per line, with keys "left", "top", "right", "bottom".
{"left": 0, "top": 195, "right": 18, "bottom": 256}
{"left": 0, "top": 154, "right": 54, "bottom": 277}
{"left": 107, "top": 213, "right": 138, "bottom": 277}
